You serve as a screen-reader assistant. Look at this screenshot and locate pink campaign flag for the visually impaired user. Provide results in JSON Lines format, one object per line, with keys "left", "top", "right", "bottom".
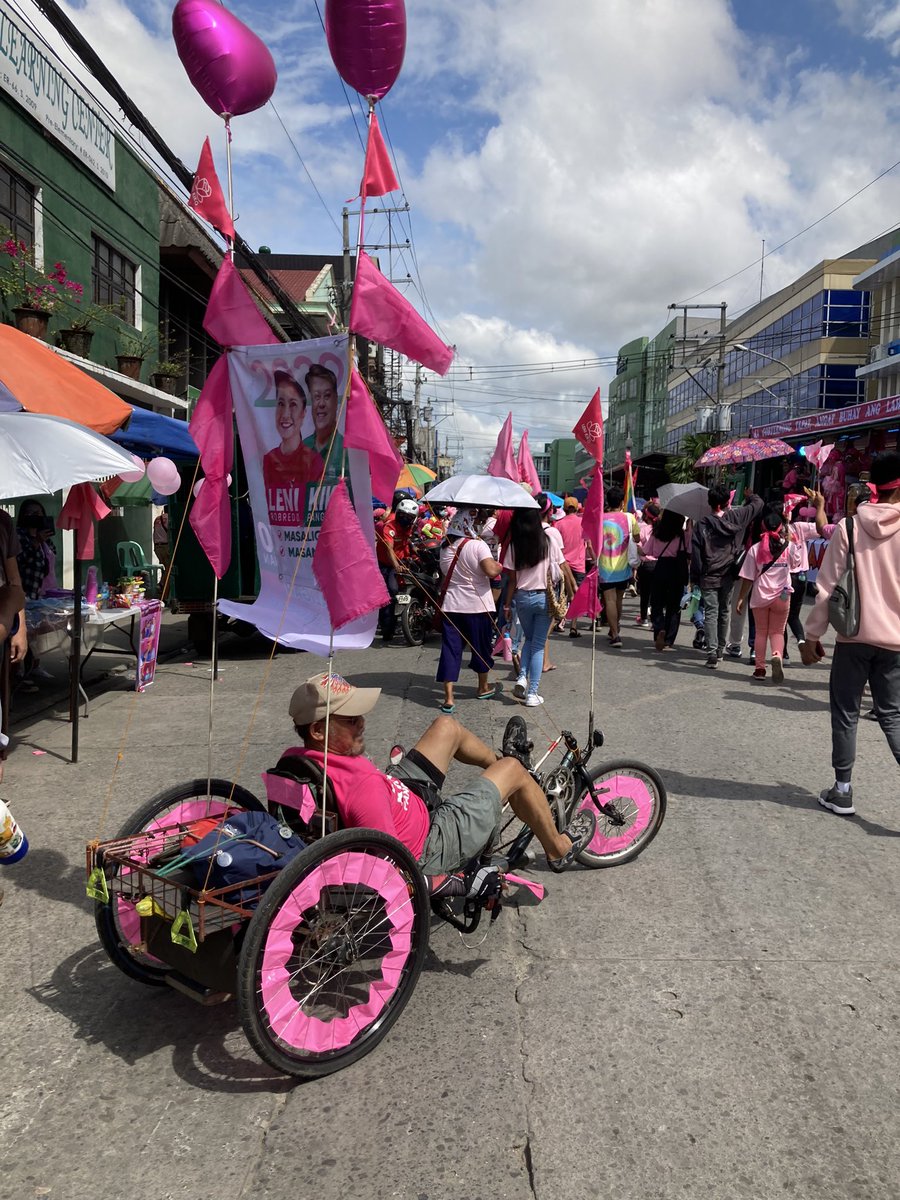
{"left": 188, "top": 355, "right": 233, "bottom": 579}
{"left": 203, "top": 257, "right": 279, "bottom": 349}
{"left": 352, "top": 112, "right": 399, "bottom": 200}
{"left": 345, "top": 367, "right": 403, "bottom": 504}
{"left": 573, "top": 389, "right": 604, "bottom": 462}
{"left": 517, "top": 429, "right": 542, "bottom": 494}
{"left": 313, "top": 480, "right": 389, "bottom": 629}
{"left": 488, "top": 411, "right": 517, "bottom": 481}
{"left": 580, "top": 468, "right": 605, "bottom": 560}
{"left": 804, "top": 440, "right": 834, "bottom": 471}
{"left": 566, "top": 567, "right": 601, "bottom": 621}
{"left": 349, "top": 251, "right": 454, "bottom": 376}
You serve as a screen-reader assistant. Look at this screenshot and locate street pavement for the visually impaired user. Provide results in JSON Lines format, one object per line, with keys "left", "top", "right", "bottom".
{"left": 2, "top": 596, "right": 900, "bottom": 1200}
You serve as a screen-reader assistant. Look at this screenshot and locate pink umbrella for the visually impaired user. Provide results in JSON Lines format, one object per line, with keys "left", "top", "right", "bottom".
{"left": 695, "top": 437, "right": 794, "bottom": 468}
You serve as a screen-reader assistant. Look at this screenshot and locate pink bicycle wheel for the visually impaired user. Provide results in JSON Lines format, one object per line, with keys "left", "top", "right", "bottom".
{"left": 574, "top": 759, "right": 666, "bottom": 867}
{"left": 238, "top": 828, "right": 429, "bottom": 1078}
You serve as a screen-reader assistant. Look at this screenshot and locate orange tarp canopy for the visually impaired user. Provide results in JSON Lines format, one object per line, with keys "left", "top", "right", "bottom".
{"left": 0, "top": 324, "right": 131, "bottom": 436}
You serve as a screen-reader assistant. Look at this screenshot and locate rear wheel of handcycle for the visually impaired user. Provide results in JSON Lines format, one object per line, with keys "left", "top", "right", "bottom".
{"left": 400, "top": 598, "right": 431, "bottom": 646}
{"left": 238, "top": 828, "right": 429, "bottom": 1079}
{"left": 95, "top": 778, "right": 265, "bottom": 986}
{"left": 571, "top": 759, "right": 666, "bottom": 868}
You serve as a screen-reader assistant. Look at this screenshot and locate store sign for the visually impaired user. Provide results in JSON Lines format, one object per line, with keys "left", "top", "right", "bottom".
{"left": 0, "top": 1, "right": 115, "bottom": 188}
{"left": 751, "top": 395, "right": 900, "bottom": 441}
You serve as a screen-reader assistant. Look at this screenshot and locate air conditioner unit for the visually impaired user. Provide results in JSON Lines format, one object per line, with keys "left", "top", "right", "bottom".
{"left": 870, "top": 345, "right": 887, "bottom": 363}
{"left": 888, "top": 339, "right": 900, "bottom": 356}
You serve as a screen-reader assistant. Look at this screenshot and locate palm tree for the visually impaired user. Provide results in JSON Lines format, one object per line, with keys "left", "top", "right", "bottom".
{"left": 666, "top": 433, "right": 716, "bottom": 483}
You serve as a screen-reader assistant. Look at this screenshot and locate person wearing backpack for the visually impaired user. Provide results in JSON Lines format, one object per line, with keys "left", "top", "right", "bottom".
{"left": 735, "top": 505, "right": 792, "bottom": 682}
{"left": 691, "top": 485, "right": 763, "bottom": 669}
{"left": 800, "top": 451, "right": 900, "bottom": 816}
{"left": 639, "top": 508, "right": 690, "bottom": 651}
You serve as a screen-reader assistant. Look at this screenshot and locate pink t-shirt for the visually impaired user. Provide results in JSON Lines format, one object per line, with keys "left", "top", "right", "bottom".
{"left": 284, "top": 748, "right": 430, "bottom": 860}
{"left": 439, "top": 537, "right": 496, "bottom": 613}
{"left": 643, "top": 527, "right": 691, "bottom": 560}
{"left": 787, "top": 521, "right": 822, "bottom": 572}
{"left": 739, "top": 542, "right": 792, "bottom": 607}
{"left": 503, "top": 528, "right": 563, "bottom": 591}
{"left": 555, "top": 513, "right": 586, "bottom": 572}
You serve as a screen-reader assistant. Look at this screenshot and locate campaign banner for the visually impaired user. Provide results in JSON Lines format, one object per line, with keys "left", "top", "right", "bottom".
{"left": 136, "top": 600, "right": 162, "bottom": 693}
{"left": 220, "top": 335, "right": 380, "bottom": 653}
{"left": 750, "top": 394, "right": 900, "bottom": 441}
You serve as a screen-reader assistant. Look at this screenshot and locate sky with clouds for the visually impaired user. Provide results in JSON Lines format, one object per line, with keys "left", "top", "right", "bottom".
{"left": 18, "top": 0, "right": 900, "bottom": 465}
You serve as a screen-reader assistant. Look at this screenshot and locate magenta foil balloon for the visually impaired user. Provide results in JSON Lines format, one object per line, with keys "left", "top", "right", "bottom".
{"left": 325, "top": 0, "right": 407, "bottom": 101}
{"left": 172, "top": 0, "right": 277, "bottom": 118}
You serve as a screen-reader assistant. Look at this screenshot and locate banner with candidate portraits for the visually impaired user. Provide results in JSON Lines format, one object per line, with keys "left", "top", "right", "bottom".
{"left": 219, "top": 334, "right": 378, "bottom": 653}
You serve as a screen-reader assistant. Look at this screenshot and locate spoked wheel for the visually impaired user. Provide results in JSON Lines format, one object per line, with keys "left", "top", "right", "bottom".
{"left": 572, "top": 759, "right": 666, "bottom": 867}
{"left": 238, "top": 829, "right": 429, "bottom": 1079}
{"left": 400, "top": 598, "right": 432, "bottom": 646}
{"left": 95, "top": 778, "right": 265, "bottom": 985}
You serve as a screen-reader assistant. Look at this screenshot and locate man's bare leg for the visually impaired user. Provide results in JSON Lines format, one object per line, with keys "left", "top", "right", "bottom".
{"left": 413, "top": 715, "right": 496, "bottom": 776}
{"left": 603, "top": 588, "right": 619, "bottom": 636}
{"left": 480, "top": 759, "right": 572, "bottom": 860}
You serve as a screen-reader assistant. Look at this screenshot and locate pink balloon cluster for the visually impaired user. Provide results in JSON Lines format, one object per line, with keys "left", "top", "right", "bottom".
{"left": 325, "top": 0, "right": 407, "bottom": 100}
{"left": 172, "top": 0, "right": 277, "bottom": 118}
{"left": 147, "top": 457, "right": 182, "bottom": 497}
{"left": 119, "top": 454, "right": 145, "bottom": 484}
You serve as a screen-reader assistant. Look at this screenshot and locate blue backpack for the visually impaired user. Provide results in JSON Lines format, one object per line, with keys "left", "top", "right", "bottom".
{"left": 186, "top": 810, "right": 306, "bottom": 906}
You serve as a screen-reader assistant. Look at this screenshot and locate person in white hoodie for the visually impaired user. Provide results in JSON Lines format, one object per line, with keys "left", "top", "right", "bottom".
{"left": 801, "top": 452, "right": 900, "bottom": 815}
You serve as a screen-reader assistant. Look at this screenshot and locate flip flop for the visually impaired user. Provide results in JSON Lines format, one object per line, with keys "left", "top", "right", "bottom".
{"left": 477, "top": 685, "right": 501, "bottom": 700}
{"left": 439, "top": 703, "right": 456, "bottom": 714}
{"left": 542, "top": 664, "right": 557, "bottom": 672}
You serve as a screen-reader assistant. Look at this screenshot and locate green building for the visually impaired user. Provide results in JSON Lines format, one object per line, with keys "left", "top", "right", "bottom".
{"left": 605, "top": 336, "right": 648, "bottom": 468}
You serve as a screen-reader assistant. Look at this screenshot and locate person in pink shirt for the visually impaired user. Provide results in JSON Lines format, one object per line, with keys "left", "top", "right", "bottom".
{"left": 635, "top": 502, "right": 660, "bottom": 626}
{"left": 281, "top": 671, "right": 596, "bottom": 876}
{"left": 735, "top": 505, "right": 792, "bottom": 682}
{"left": 800, "top": 452, "right": 900, "bottom": 817}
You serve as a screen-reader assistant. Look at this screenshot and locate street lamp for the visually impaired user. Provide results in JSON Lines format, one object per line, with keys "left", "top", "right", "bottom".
{"left": 733, "top": 342, "right": 797, "bottom": 419}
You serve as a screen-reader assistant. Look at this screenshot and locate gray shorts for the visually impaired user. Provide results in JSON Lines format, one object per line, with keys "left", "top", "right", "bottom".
{"left": 390, "top": 756, "right": 502, "bottom": 874}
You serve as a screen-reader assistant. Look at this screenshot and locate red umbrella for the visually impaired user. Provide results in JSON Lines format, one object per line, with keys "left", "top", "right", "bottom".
{"left": 695, "top": 437, "right": 794, "bottom": 468}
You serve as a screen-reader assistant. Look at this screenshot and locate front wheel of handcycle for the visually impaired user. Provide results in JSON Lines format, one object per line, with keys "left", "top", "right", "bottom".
{"left": 237, "top": 828, "right": 430, "bottom": 1079}
{"left": 571, "top": 759, "right": 666, "bottom": 868}
{"left": 94, "top": 778, "right": 265, "bottom": 986}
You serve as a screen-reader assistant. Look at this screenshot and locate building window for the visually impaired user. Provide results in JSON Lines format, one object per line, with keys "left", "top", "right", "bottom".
{"left": 0, "top": 163, "right": 35, "bottom": 246}
{"left": 92, "top": 234, "right": 136, "bottom": 324}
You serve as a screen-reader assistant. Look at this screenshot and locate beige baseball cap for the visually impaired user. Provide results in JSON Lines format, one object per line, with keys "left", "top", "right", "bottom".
{"left": 289, "top": 671, "right": 381, "bottom": 725}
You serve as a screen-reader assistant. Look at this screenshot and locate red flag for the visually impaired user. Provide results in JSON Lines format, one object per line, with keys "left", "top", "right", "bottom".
{"left": 350, "top": 251, "right": 454, "bottom": 376}
{"left": 573, "top": 389, "right": 604, "bottom": 462}
{"left": 352, "top": 113, "right": 399, "bottom": 200}
{"left": 345, "top": 367, "right": 403, "bottom": 503}
{"left": 488, "top": 412, "right": 517, "bottom": 481}
{"left": 313, "top": 480, "right": 389, "bottom": 628}
{"left": 517, "top": 429, "right": 542, "bottom": 493}
{"left": 189, "top": 137, "right": 234, "bottom": 240}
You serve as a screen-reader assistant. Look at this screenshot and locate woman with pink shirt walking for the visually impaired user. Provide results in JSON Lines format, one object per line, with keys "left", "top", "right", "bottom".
{"left": 735, "top": 505, "right": 792, "bottom": 682}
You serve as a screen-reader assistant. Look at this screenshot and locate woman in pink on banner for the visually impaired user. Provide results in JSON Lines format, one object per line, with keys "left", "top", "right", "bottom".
{"left": 262, "top": 369, "right": 325, "bottom": 528}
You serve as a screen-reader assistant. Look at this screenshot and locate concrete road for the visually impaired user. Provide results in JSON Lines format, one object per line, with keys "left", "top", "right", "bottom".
{"left": 2, "top": 601, "right": 899, "bottom": 1200}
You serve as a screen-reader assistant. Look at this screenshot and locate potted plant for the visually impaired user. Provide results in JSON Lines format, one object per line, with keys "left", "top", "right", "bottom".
{"left": 115, "top": 330, "right": 155, "bottom": 380}
{"left": 0, "top": 231, "right": 83, "bottom": 340}
{"left": 57, "top": 302, "right": 109, "bottom": 357}
{"left": 150, "top": 352, "right": 187, "bottom": 394}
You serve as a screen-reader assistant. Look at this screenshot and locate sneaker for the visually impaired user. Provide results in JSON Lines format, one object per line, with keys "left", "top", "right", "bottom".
{"left": 501, "top": 715, "right": 533, "bottom": 768}
{"left": 818, "top": 784, "right": 855, "bottom": 816}
{"left": 704, "top": 654, "right": 718, "bottom": 669}
{"left": 723, "top": 644, "right": 742, "bottom": 660}
{"left": 513, "top": 676, "right": 527, "bottom": 699}
{"left": 609, "top": 635, "right": 623, "bottom": 648}
{"left": 692, "top": 631, "right": 708, "bottom": 651}
{"left": 770, "top": 655, "right": 784, "bottom": 683}
{"left": 751, "top": 667, "right": 766, "bottom": 680}
{"left": 634, "top": 616, "right": 646, "bottom": 626}
{"left": 524, "top": 693, "right": 545, "bottom": 707}
{"left": 547, "top": 809, "right": 598, "bottom": 873}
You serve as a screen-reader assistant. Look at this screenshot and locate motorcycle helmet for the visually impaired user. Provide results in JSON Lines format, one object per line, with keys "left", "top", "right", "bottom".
{"left": 395, "top": 498, "right": 419, "bottom": 526}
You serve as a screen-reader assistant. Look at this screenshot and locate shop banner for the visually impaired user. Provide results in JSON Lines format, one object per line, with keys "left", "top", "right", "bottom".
{"left": 220, "top": 335, "right": 379, "bottom": 653}
{"left": 751, "top": 395, "right": 900, "bottom": 441}
{"left": 136, "top": 600, "right": 162, "bottom": 692}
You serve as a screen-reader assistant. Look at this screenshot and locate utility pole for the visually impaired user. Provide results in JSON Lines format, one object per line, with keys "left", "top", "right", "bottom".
{"left": 412, "top": 363, "right": 423, "bottom": 461}
{"left": 668, "top": 301, "right": 728, "bottom": 443}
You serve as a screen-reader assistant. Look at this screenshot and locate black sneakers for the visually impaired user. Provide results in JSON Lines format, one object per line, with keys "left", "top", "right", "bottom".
{"left": 501, "top": 715, "right": 533, "bottom": 769}
{"left": 818, "top": 784, "right": 855, "bottom": 816}
{"left": 548, "top": 809, "right": 598, "bottom": 873}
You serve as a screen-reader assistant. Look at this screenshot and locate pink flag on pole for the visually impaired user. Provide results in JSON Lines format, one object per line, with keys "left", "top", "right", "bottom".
{"left": 203, "top": 257, "right": 279, "bottom": 349}
{"left": 517, "top": 429, "right": 542, "bottom": 493}
{"left": 566, "top": 567, "right": 601, "bottom": 621}
{"left": 345, "top": 367, "right": 403, "bottom": 503}
{"left": 188, "top": 355, "right": 233, "bottom": 578}
{"left": 804, "top": 440, "right": 834, "bottom": 471}
{"left": 352, "top": 112, "right": 399, "bottom": 200}
{"left": 488, "top": 411, "right": 517, "bottom": 481}
{"left": 313, "top": 480, "right": 389, "bottom": 628}
{"left": 581, "top": 468, "right": 605, "bottom": 559}
{"left": 573, "top": 389, "right": 604, "bottom": 462}
{"left": 189, "top": 137, "right": 235, "bottom": 240}
{"left": 349, "top": 251, "right": 454, "bottom": 376}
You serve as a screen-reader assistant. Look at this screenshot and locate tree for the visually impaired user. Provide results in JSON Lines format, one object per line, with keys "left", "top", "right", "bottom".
{"left": 666, "top": 432, "right": 716, "bottom": 483}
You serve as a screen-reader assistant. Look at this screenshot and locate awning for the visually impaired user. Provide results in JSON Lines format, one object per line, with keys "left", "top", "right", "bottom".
{"left": 113, "top": 406, "right": 198, "bottom": 459}
{"left": 0, "top": 324, "right": 131, "bottom": 435}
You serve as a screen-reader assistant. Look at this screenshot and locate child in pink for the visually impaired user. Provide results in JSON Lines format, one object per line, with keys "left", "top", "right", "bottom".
{"left": 735, "top": 506, "right": 792, "bottom": 681}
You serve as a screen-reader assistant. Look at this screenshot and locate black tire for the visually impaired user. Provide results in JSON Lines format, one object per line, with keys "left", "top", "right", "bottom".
{"left": 571, "top": 759, "right": 666, "bottom": 868}
{"left": 400, "top": 598, "right": 431, "bottom": 647}
{"left": 238, "top": 828, "right": 429, "bottom": 1079}
{"left": 95, "top": 778, "right": 265, "bottom": 986}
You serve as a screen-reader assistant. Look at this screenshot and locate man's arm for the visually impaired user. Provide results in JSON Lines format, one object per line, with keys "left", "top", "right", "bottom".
{"left": 804, "top": 521, "right": 848, "bottom": 648}
{"left": 0, "top": 556, "right": 25, "bottom": 644}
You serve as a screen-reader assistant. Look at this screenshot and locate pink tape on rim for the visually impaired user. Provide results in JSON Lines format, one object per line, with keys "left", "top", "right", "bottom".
{"left": 579, "top": 775, "right": 652, "bottom": 854}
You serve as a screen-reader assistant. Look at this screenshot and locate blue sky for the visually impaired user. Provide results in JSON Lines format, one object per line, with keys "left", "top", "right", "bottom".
{"left": 33, "top": 1, "right": 900, "bottom": 460}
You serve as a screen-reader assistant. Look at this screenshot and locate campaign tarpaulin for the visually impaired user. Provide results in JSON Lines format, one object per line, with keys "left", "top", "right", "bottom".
{"left": 219, "top": 335, "right": 380, "bottom": 653}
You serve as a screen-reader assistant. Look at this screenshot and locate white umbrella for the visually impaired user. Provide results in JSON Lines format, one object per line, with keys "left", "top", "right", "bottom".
{"left": 0, "top": 412, "right": 136, "bottom": 499}
{"left": 423, "top": 474, "right": 539, "bottom": 508}
{"left": 657, "top": 482, "right": 712, "bottom": 522}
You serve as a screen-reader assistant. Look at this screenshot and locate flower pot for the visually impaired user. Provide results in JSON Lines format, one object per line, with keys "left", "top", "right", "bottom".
{"left": 12, "top": 306, "right": 51, "bottom": 339}
{"left": 151, "top": 373, "right": 179, "bottom": 394}
{"left": 116, "top": 354, "right": 143, "bottom": 380}
{"left": 59, "top": 328, "right": 94, "bottom": 357}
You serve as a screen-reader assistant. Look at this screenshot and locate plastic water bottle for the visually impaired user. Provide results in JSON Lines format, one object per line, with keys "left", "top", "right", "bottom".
{"left": 0, "top": 800, "right": 28, "bottom": 865}
{"left": 85, "top": 565, "right": 98, "bottom": 607}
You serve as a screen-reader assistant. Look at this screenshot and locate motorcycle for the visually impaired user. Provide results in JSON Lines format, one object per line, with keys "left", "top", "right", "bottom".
{"left": 394, "top": 539, "right": 441, "bottom": 646}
